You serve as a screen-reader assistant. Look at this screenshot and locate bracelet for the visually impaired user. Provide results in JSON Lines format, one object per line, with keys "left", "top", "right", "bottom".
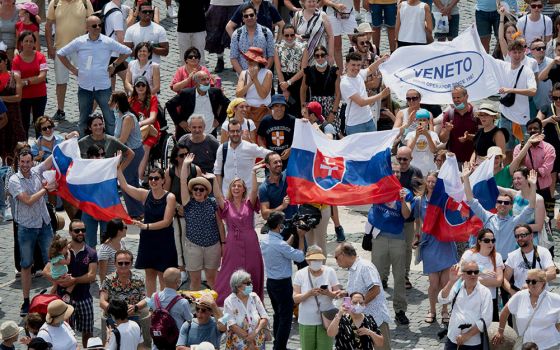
{"left": 287, "top": 80, "right": 291, "bottom": 86}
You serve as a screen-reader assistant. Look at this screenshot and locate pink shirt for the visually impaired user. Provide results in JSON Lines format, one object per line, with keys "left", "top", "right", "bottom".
{"left": 513, "top": 140, "right": 556, "bottom": 189}
{"left": 170, "top": 65, "right": 211, "bottom": 91}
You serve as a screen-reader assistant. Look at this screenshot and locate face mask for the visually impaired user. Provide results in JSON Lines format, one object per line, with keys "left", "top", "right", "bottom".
{"left": 455, "top": 102, "right": 465, "bottom": 110}
{"left": 309, "top": 260, "right": 323, "bottom": 271}
{"left": 42, "top": 134, "right": 54, "bottom": 141}
{"left": 198, "top": 83, "right": 211, "bottom": 92}
{"left": 316, "top": 61, "right": 328, "bottom": 69}
{"left": 351, "top": 305, "right": 365, "bottom": 314}
{"left": 243, "top": 285, "right": 253, "bottom": 296}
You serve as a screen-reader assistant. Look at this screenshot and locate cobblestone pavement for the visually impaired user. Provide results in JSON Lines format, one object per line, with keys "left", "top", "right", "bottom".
{"left": 1, "top": 0, "right": 560, "bottom": 349}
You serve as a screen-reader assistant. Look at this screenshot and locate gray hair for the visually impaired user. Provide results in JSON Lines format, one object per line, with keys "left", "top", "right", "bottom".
{"left": 460, "top": 260, "right": 478, "bottom": 271}
{"left": 188, "top": 114, "right": 206, "bottom": 126}
{"left": 307, "top": 245, "right": 323, "bottom": 255}
{"left": 338, "top": 242, "right": 356, "bottom": 257}
{"left": 230, "top": 269, "right": 251, "bottom": 294}
{"left": 193, "top": 71, "right": 209, "bottom": 84}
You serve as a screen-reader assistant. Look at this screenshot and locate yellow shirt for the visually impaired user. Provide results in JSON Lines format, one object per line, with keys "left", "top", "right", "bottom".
{"left": 47, "top": 0, "right": 94, "bottom": 49}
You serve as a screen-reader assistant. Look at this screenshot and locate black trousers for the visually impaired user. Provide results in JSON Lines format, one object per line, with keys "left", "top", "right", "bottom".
{"left": 266, "top": 277, "right": 293, "bottom": 350}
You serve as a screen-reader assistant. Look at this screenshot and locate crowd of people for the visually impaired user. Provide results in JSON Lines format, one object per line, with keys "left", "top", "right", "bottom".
{"left": 1, "top": 0, "right": 560, "bottom": 349}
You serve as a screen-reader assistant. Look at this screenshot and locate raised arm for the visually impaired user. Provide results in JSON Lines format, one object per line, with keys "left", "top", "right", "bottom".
{"left": 117, "top": 167, "right": 148, "bottom": 202}
{"left": 462, "top": 163, "right": 474, "bottom": 201}
{"left": 180, "top": 153, "right": 195, "bottom": 205}
{"left": 249, "top": 164, "right": 261, "bottom": 206}
{"left": 213, "top": 175, "right": 225, "bottom": 210}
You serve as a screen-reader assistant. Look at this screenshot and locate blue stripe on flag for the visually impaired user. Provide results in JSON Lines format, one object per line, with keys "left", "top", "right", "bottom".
{"left": 67, "top": 178, "right": 122, "bottom": 208}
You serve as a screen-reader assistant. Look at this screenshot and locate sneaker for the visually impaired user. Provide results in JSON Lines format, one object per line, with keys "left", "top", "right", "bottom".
{"left": 335, "top": 225, "right": 346, "bottom": 242}
{"left": 33, "top": 270, "right": 43, "bottom": 278}
{"left": 3, "top": 209, "right": 12, "bottom": 221}
{"left": 395, "top": 310, "right": 409, "bottom": 325}
{"left": 167, "top": 4, "right": 177, "bottom": 18}
{"left": 214, "top": 58, "right": 224, "bottom": 73}
{"left": 20, "top": 301, "right": 29, "bottom": 317}
{"left": 52, "top": 109, "right": 66, "bottom": 121}
{"left": 15, "top": 270, "right": 21, "bottom": 278}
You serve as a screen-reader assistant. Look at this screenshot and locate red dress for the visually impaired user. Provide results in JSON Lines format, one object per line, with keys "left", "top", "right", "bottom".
{"left": 130, "top": 95, "right": 159, "bottom": 147}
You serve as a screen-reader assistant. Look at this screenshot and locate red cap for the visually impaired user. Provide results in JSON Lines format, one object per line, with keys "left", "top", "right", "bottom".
{"left": 306, "top": 101, "right": 325, "bottom": 123}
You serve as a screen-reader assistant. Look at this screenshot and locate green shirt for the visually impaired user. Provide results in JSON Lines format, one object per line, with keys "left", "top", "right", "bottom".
{"left": 494, "top": 165, "right": 512, "bottom": 188}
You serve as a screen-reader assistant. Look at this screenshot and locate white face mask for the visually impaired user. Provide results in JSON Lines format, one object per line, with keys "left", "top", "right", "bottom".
{"left": 351, "top": 304, "right": 365, "bottom": 314}
{"left": 309, "top": 260, "right": 323, "bottom": 271}
{"left": 42, "top": 134, "right": 54, "bottom": 141}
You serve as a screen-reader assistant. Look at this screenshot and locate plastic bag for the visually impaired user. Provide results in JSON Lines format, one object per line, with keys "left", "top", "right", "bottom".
{"left": 433, "top": 12, "right": 449, "bottom": 34}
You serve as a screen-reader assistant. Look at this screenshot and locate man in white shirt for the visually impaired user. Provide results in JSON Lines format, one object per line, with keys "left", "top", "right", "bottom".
{"left": 103, "top": 0, "right": 128, "bottom": 89}
{"left": 106, "top": 299, "right": 143, "bottom": 350}
{"left": 503, "top": 224, "right": 556, "bottom": 294}
{"left": 517, "top": 0, "right": 553, "bottom": 45}
{"left": 123, "top": 2, "right": 169, "bottom": 64}
{"left": 214, "top": 119, "right": 272, "bottom": 195}
{"left": 340, "top": 52, "right": 390, "bottom": 135}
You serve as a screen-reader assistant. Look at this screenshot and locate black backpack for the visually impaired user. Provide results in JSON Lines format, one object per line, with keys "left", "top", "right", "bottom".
{"left": 93, "top": 3, "right": 122, "bottom": 37}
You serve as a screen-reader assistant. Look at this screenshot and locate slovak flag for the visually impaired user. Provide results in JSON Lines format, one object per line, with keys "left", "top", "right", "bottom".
{"left": 422, "top": 154, "right": 498, "bottom": 242}
{"left": 286, "top": 120, "right": 401, "bottom": 205}
{"left": 52, "top": 138, "right": 132, "bottom": 223}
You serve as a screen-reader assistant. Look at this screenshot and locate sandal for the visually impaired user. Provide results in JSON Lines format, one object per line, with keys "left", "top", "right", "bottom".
{"left": 441, "top": 311, "right": 450, "bottom": 325}
{"left": 424, "top": 312, "right": 436, "bottom": 323}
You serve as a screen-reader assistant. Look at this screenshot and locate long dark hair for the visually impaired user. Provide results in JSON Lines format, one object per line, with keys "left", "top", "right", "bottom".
{"left": 472, "top": 228, "right": 497, "bottom": 270}
{"left": 101, "top": 218, "right": 125, "bottom": 244}
{"left": 130, "top": 80, "right": 153, "bottom": 110}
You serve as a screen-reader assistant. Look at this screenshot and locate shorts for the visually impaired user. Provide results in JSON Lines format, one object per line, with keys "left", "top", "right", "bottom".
{"left": 370, "top": 3, "right": 397, "bottom": 28}
{"left": 475, "top": 10, "right": 499, "bottom": 38}
{"left": 70, "top": 297, "right": 94, "bottom": 333}
{"left": 108, "top": 56, "right": 128, "bottom": 76}
{"left": 185, "top": 238, "right": 221, "bottom": 271}
{"left": 18, "top": 222, "right": 52, "bottom": 269}
{"left": 345, "top": 119, "right": 376, "bottom": 135}
{"left": 434, "top": 14, "right": 460, "bottom": 39}
{"left": 54, "top": 53, "right": 77, "bottom": 85}
{"left": 498, "top": 115, "right": 525, "bottom": 151}
{"left": 328, "top": 13, "right": 358, "bottom": 36}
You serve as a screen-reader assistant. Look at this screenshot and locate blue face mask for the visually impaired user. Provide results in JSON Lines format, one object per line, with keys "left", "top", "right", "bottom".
{"left": 316, "top": 61, "right": 328, "bottom": 69}
{"left": 455, "top": 102, "right": 465, "bottom": 110}
{"left": 243, "top": 285, "right": 253, "bottom": 296}
{"left": 198, "top": 83, "right": 211, "bottom": 92}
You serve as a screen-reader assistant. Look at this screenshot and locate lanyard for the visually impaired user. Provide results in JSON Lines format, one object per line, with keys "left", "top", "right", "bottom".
{"left": 521, "top": 246, "right": 542, "bottom": 270}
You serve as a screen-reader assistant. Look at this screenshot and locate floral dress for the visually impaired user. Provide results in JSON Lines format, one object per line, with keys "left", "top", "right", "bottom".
{"left": 276, "top": 40, "right": 306, "bottom": 116}
{"left": 223, "top": 292, "right": 269, "bottom": 350}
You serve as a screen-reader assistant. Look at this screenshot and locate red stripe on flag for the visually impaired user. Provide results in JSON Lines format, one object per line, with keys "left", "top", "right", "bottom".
{"left": 422, "top": 204, "right": 482, "bottom": 242}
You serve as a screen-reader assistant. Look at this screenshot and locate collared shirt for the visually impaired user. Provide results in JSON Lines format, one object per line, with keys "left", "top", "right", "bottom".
{"left": 258, "top": 171, "right": 297, "bottom": 219}
{"left": 214, "top": 140, "right": 271, "bottom": 195}
{"left": 438, "top": 282, "right": 493, "bottom": 346}
{"left": 513, "top": 140, "right": 556, "bottom": 189}
{"left": 101, "top": 271, "right": 146, "bottom": 307}
{"left": 57, "top": 33, "right": 132, "bottom": 91}
{"left": 230, "top": 24, "right": 275, "bottom": 70}
{"left": 145, "top": 288, "right": 192, "bottom": 330}
{"left": 259, "top": 231, "right": 304, "bottom": 280}
{"left": 467, "top": 198, "right": 535, "bottom": 258}
{"left": 346, "top": 257, "right": 391, "bottom": 326}
{"left": 442, "top": 104, "right": 480, "bottom": 163}
{"left": 507, "top": 290, "right": 560, "bottom": 349}
{"left": 192, "top": 90, "right": 214, "bottom": 134}
{"left": 68, "top": 244, "right": 98, "bottom": 301}
{"left": 7, "top": 161, "right": 51, "bottom": 228}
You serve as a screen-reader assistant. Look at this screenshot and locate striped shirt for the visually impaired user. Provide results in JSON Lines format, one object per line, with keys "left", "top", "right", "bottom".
{"left": 8, "top": 162, "right": 51, "bottom": 228}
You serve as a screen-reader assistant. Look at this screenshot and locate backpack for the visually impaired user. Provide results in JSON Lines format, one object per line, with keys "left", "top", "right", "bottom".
{"left": 149, "top": 293, "right": 183, "bottom": 350}
{"left": 29, "top": 290, "right": 62, "bottom": 321}
{"left": 221, "top": 142, "right": 229, "bottom": 178}
{"left": 522, "top": 14, "right": 548, "bottom": 41}
{"left": 93, "top": 3, "right": 122, "bottom": 37}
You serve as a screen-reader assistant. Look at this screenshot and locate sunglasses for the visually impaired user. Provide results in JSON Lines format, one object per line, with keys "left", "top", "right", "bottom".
{"left": 531, "top": 4, "right": 543, "bottom": 8}
{"left": 141, "top": 9, "right": 153, "bottom": 14}
{"left": 553, "top": 96, "right": 560, "bottom": 101}
{"left": 148, "top": 176, "right": 161, "bottom": 181}
{"left": 135, "top": 83, "right": 147, "bottom": 88}
{"left": 525, "top": 279, "right": 541, "bottom": 285}
{"left": 396, "top": 157, "right": 410, "bottom": 162}
{"left": 315, "top": 53, "right": 327, "bottom": 58}
{"left": 243, "top": 13, "right": 255, "bottom": 18}
{"left": 515, "top": 232, "right": 531, "bottom": 239}
{"left": 496, "top": 200, "right": 511, "bottom": 205}
{"left": 186, "top": 55, "right": 199, "bottom": 60}
{"left": 72, "top": 228, "right": 86, "bottom": 233}
{"left": 464, "top": 270, "right": 480, "bottom": 275}
{"left": 358, "top": 41, "right": 368, "bottom": 45}
{"left": 480, "top": 238, "right": 496, "bottom": 243}
{"left": 177, "top": 153, "right": 188, "bottom": 158}
{"left": 193, "top": 186, "right": 206, "bottom": 193}
{"left": 532, "top": 46, "right": 546, "bottom": 51}
{"left": 90, "top": 23, "right": 102, "bottom": 29}
{"left": 196, "top": 307, "right": 210, "bottom": 312}
{"left": 41, "top": 125, "right": 54, "bottom": 132}
{"left": 117, "top": 261, "right": 132, "bottom": 266}
{"left": 284, "top": 33, "right": 295, "bottom": 37}
{"left": 406, "top": 96, "right": 420, "bottom": 102}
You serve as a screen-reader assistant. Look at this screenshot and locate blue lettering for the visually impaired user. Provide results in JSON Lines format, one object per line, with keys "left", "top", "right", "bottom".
{"left": 445, "top": 62, "right": 454, "bottom": 78}
{"left": 413, "top": 68, "right": 423, "bottom": 77}
{"left": 423, "top": 68, "right": 433, "bottom": 79}
{"left": 455, "top": 60, "right": 462, "bottom": 75}
{"left": 434, "top": 65, "right": 445, "bottom": 79}
{"left": 464, "top": 57, "right": 472, "bottom": 72}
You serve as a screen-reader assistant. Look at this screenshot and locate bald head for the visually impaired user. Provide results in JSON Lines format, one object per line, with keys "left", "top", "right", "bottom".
{"left": 396, "top": 146, "right": 412, "bottom": 171}
{"left": 163, "top": 267, "right": 180, "bottom": 287}
{"left": 86, "top": 16, "right": 102, "bottom": 37}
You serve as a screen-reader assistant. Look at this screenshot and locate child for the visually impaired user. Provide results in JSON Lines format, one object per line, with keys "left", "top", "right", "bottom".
{"left": 19, "top": 313, "right": 43, "bottom": 345}
{"left": 404, "top": 109, "right": 441, "bottom": 175}
{"left": 0, "top": 321, "right": 22, "bottom": 350}
{"left": 48, "top": 234, "right": 73, "bottom": 302}
{"left": 15, "top": 2, "right": 40, "bottom": 51}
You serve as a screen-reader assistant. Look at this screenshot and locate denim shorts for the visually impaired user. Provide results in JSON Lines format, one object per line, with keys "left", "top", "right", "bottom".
{"left": 346, "top": 119, "right": 376, "bottom": 135}
{"left": 370, "top": 3, "right": 397, "bottom": 28}
{"left": 435, "top": 14, "right": 460, "bottom": 39}
{"left": 475, "top": 10, "right": 499, "bottom": 38}
{"left": 18, "top": 222, "right": 52, "bottom": 269}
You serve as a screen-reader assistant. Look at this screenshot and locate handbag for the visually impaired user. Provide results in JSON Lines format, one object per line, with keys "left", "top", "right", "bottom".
{"left": 307, "top": 269, "right": 338, "bottom": 330}
{"left": 140, "top": 124, "right": 158, "bottom": 140}
{"left": 512, "top": 293, "right": 545, "bottom": 350}
{"left": 362, "top": 229, "right": 373, "bottom": 251}
{"left": 253, "top": 295, "right": 272, "bottom": 342}
{"left": 480, "top": 318, "right": 491, "bottom": 350}
{"left": 500, "top": 65, "right": 524, "bottom": 107}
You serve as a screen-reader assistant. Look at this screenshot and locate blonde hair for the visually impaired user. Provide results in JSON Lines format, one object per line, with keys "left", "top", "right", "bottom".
{"left": 527, "top": 269, "right": 546, "bottom": 282}
{"left": 227, "top": 177, "right": 248, "bottom": 201}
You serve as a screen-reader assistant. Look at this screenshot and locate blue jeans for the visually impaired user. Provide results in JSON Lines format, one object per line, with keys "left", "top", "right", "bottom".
{"left": 82, "top": 212, "right": 107, "bottom": 248}
{"left": 345, "top": 119, "right": 376, "bottom": 135}
{"left": 475, "top": 10, "right": 499, "bottom": 38}
{"left": 18, "top": 222, "right": 52, "bottom": 269}
{"left": 78, "top": 87, "right": 114, "bottom": 136}
{"left": 0, "top": 166, "right": 9, "bottom": 211}
{"left": 122, "top": 146, "right": 145, "bottom": 217}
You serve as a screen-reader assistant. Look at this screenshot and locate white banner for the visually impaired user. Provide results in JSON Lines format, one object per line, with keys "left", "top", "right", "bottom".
{"left": 380, "top": 24, "right": 499, "bottom": 105}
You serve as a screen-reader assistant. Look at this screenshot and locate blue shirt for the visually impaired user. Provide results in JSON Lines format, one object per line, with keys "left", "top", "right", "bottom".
{"left": 368, "top": 190, "right": 414, "bottom": 239}
{"left": 57, "top": 33, "right": 132, "bottom": 91}
{"left": 145, "top": 288, "right": 192, "bottom": 330}
{"left": 258, "top": 171, "right": 297, "bottom": 219}
{"left": 260, "top": 231, "right": 304, "bottom": 279}
{"left": 230, "top": 24, "right": 275, "bottom": 71}
{"left": 176, "top": 318, "right": 221, "bottom": 348}
{"left": 476, "top": 0, "right": 497, "bottom": 12}
{"left": 31, "top": 135, "right": 64, "bottom": 161}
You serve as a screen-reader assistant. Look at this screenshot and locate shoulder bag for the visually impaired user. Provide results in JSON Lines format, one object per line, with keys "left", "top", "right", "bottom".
{"left": 513, "top": 293, "right": 545, "bottom": 350}
{"left": 307, "top": 269, "right": 338, "bottom": 329}
{"left": 500, "top": 65, "right": 524, "bottom": 107}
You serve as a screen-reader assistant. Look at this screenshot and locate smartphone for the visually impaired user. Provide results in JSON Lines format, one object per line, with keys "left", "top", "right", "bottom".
{"left": 320, "top": 285, "right": 328, "bottom": 290}
{"left": 343, "top": 297, "right": 351, "bottom": 309}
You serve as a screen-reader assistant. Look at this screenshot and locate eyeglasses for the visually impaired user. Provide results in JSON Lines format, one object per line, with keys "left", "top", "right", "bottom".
{"left": 90, "top": 23, "right": 102, "bottom": 29}
{"left": 552, "top": 96, "right": 560, "bottom": 101}
{"left": 464, "top": 270, "right": 480, "bottom": 275}
{"left": 117, "top": 261, "right": 132, "bottom": 266}
{"left": 72, "top": 228, "right": 86, "bottom": 233}
{"left": 177, "top": 153, "right": 188, "bottom": 158}
{"left": 358, "top": 41, "right": 368, "bottom": 45}
{"left": 531, "top": 4, "right": 543, "bottom": 8}
{"left": 243, "top": 281, "right": 253, "bottom": 285}
{"left": 192, "top": 186, "right": 206, "bottom": 193}
{"left": 480, "top": 238, "right": 496, "bottom": 243}
{"left": 141, "top": 9, "right": 154, "bottom": 14}
{"left": 532, "top": 46, "right": 546, "bottom": 51}
{"left": 314, "top": 53, "right": 327, "bottom": 58}
{"left": 515, "top": 232, "right": 531, "bottom": 239}
{"left": 351, "top": 301, "right": 365, "bottom": 305}
{"left": 229, "top": 130, "right": 242, "bottom": 134}
{"left": 243, "top": 13, "right": 255, "bottom": 18}
{"left": 496, "top": 200, "right": 511, "bottom": 205}
{"left": 41, "top": 125, "right": 54, "bottom": 131}
{"left": 186, "top": 55, "right": 199, "bottom": 60}
{"left": 135, "top": 83, "right": 147, "bottom": 88}
{"left": 195, "top": 307, "right": 210, "bottom": 312}
{"left": 406, "top": 96, "right": 420, "bottom": 102}
{"left": 396, "top": 157, "right": 410, "bottom": 162}
{"left": 148, "top": 176, "right": 161, "bottom": 181}
{"left": 525, "top": 279, "right": 541, "bottom": 285}
{"left": 284, "top": 33, "right": 295, "bottom": 37}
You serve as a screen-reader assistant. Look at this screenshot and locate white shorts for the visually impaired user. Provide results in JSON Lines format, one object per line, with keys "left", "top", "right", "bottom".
{"left": 328, "top": 13, "right": 358, "bottom": 36}
{"left": 54, "top": 53, "right": 77, "bottom": 85}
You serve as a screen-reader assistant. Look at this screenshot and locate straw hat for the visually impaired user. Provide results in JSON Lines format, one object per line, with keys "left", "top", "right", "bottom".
{"left": 188, "top": 177, "right": 212, "bottom": 193}
{"left": 477, "top": 103, "right": 499, "bottom": 116}
{"left": 486, "top": 146, "right": 505, "bottom": 158}
{"left": 0, "top": 321, "right": 23, "bottom": 341}
{"left": 86, "top": 337, "right": 104, "bottom": 349}
{"left": 356, "top": 22, "right": 373, "bottom": 33}
{"left": 241, "top": 47, "right": 267, "bottom": 65}
{"left": 55, "top": 213, "right": 65, "bottom": 231}
{"left": 46, "top": 300, "right": 74, "bottom": 325}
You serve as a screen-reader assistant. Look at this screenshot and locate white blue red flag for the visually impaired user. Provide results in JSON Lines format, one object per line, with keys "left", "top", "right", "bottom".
{"left": 422, "top": 154, "right": 498, "bottom": 242}
{"left": 52, "top": 138, "right": 132, "bottom": 223}
{"left": 286, "top": 120, "right": 401, "bottom": 205}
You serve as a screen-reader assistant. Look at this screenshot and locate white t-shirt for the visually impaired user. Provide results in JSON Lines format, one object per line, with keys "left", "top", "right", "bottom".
{"left": 340, "top": 69, "right": 373, "bottom": 127}
{"left": 104, "top": 1, "right": 125, "bottom": 57}
{"left": 405, "top": 130, "right": 439, "bottom": 175}
{"left": 293, "top": 266, "right": 339, "bottom": 325}
{"left": 37, "top": 322, "right": 78, "bottom": 350}
{"left": 461, "top": 250, "right": 505, "bottom": 298}
{"left": 504, "top": 55, "right": 539, "bottom": 74}
{"left": 517, "top": 14, "right": 553, "bottom": 47}
{"left": 108, "top": 320, "right": 143, "bottom": 350}
{"left": 505, "top": 246, "right": 554, "bottom": 289}
{"left": 124, "top": 22, "right": 168, "bottom": 64}
{"left": 494, "top": 59, "right": 537, "bottom": 126}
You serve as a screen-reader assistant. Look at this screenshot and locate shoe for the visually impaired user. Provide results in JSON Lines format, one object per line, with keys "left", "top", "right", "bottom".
{"left": 405, "top": 278, "right": 412, "bottom": 289}
{"left": 214, "top": 58, "right": 224, "bottom": 73}
{"left": 15, "top": 270, "right": 21, "bottom": 278}
{"left": 335, "top": 225, "right": 346, "bottom": 242}
{"left": 33, "top": 270, "right": 43, "bottom": 278}
{"left": 424, "top": 312, "right": 436, "bottom": 323}
{"left": 441, "top": 311, "right": 450, "bottom": 325}
{"left": 20, "top": 301, "right": 29, "bottom": 317}
{"left": 381, "top": 279, "right": 388, "bottom": 289}
{"left": 52, "top": 109, "right": 66, "bottom": 121}
{"left": 167, "top": 4, "right": 177, "bottom": 18}
{"left": 395, "top": 311, "right": 409, "bottom": 325}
